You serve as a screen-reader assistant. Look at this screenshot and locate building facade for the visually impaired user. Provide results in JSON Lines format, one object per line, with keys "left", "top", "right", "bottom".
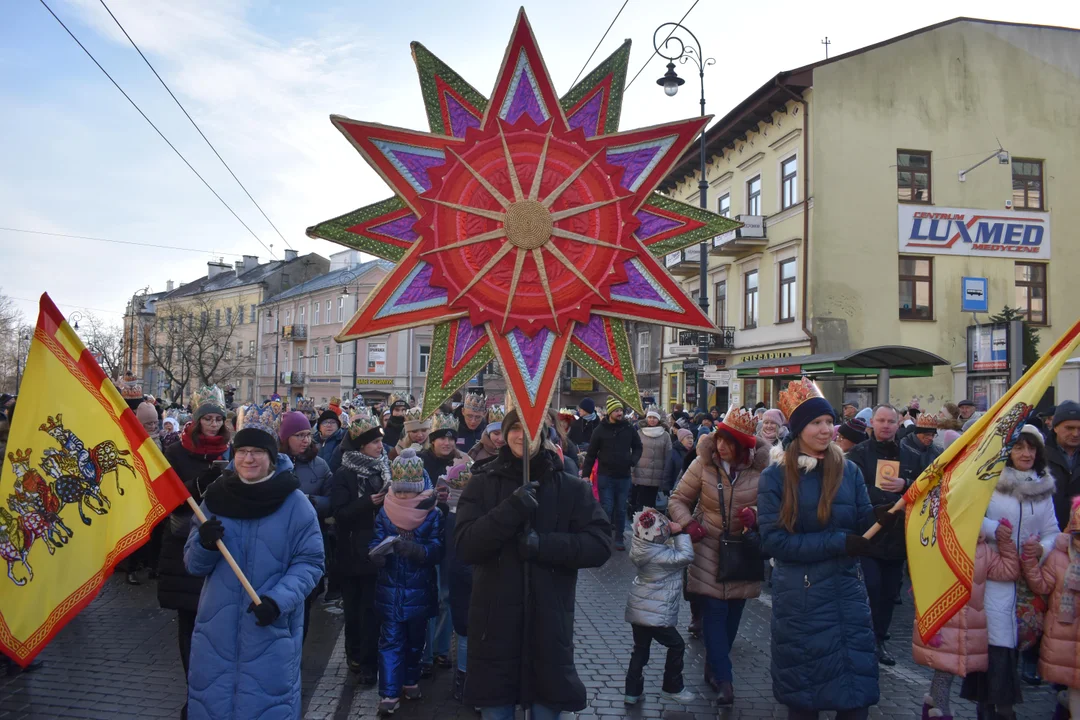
{"left": 659, "top": 18, "right": 1079, "bottom": 413}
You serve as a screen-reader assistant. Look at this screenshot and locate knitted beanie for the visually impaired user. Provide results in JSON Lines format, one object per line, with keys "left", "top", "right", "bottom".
{"left": 278, "top": 411, "right": 312, "bottom": 444}
{"left": 579, "top": 397, "right": 595, "bottom": 415}
{"left": 676, "top": 428, "right": 694, "bottom": 445}
{"left": 136, "top": 402, "right": 158, "bottom": 426}
{"left": 838, "top": 418, "right": 868, "bottom": 445}
{"left": 762, "top": 408, "right": 785, "bottom": 426}
{"left": 317, "top": 409, "right": 341, "bottom": 429}
{"left": 391, "top": 447, "right": 426, "bottom": 494}
{"left": 632, "top": 508, "right": 671, "bottom": 543}
{"left": 606, "top": 396, "right": 623, "bottom": 416}
{"left": 233, "top": 427, "right": 279, "bottom": 460}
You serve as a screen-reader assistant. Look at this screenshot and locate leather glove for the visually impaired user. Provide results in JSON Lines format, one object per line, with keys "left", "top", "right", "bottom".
{"left": 845, "top": 534, "right": 874, "bottom": 557}
{"left": 684, "top": 520, "right": 707, "bottom": 543}
{"left": 396, "top": 540, "right": 426, "bottom": 563}
{"left": 737, "top": 507, "right": 757, "bottom": 531}
{"left": 873, "top": 505, "right": 902, "bottom": 531}
{"left": 509, "top": 481, "right": 540, "bottom": 513}
{"left": 247, "top": 595, "right": 281, "bottom": 627}
{"left": 435, "top": 485, "right": 450, "bottom": 504}
{"left": 198, "top": 516, "right": 225, "bottom": 551}
{"left": 370, "top": 552, "right": 387, "bottom": 568}
{"left": 518, "top": 529, "right": 541, "bottom": 561}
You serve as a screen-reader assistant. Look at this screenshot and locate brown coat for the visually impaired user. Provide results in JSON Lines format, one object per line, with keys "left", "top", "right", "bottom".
{"left": 911, "top": 537, "right": 1019, "bottom": 677}
{"left": 1022, "top": 534, "right": 1080, "bottom": 687}
{"left": 667, "top": 434, "right": 767, "bottom": 600}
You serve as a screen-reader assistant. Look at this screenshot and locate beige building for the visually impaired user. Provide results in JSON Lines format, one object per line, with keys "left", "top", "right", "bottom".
{"left": 658, "top": 17, "right": 1079, "bottom": 414}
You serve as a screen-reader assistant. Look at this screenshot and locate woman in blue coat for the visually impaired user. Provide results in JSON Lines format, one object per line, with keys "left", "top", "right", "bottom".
{"left": 184, "top": 426, "right": 325, "bottom": 720}
{"left": 758, "top": 380, "right": 899, "bottom": 719}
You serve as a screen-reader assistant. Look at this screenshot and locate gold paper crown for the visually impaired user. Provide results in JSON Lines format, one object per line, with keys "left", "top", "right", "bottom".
{"left": 192, "top": 385, "right": 226, "bottom": 413}
{"left": 431, "top": 412, "right": 458, "bottom": 432}
{"left": 296, "top": 397, "right": 315, "bottom": 414}
{"left": 778, "top": 377, "right": 824, "bottom": 422}
{"left": 487, "top": 405, "right": 506, "bottom": 423}
{"left": 389, "top": 393, "right": 409, "bottom": 408}
{"left": 463, "top": 391, "right": 487, "bottom": 414}
{"left": 915, "top": 413, "right": 939, "bottom": 429}
{"left": 720, "top": 406, "right": 757, "bottom": 437}
{"left": 116, "top": 371, "right": 144, "bottom": 400}
{"left": 348, "top": 412, "right": 380, "bottom": 439}
{"left": 404, "top": 406, "right": 424, "bottom": 423}
{"left": 444, "top": 460, "right": 473, "bottom": 489}
{"left": 243, "top": 405, "right": 279, "bottom": 436}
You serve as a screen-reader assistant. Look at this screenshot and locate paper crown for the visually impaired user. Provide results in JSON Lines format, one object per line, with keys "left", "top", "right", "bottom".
{"left": 404, "top": 405, "right": 424, "bottom": 423}
{"left": 191, "top": 385, "right": 226, "bottom": 413}
{"left": 720, "top": 406, "right": 757, "bottom": 438}
{"left": 242, "top": 404, "right": 279, "bottom": 436}
{"left": 296, "top": 397, "right": 315, "bottom": 414}
{"left": 329, "top": 396, "right": 342, "bottom": 406}
{"left": 430, "top": 412, "right": 458, "bottom": 433}
{"left": 442, "top": 460, "right": 473, "bottom": 489}
{"left": 463, "top": 391, "right": 487, "bottom": 414}
{"left": 348, "top": 412, "right": 380, "bottom": 439}
{"left": 915, "top": 413, "right": 939, "bottom": 429}
{"left": 778, "top": 378, "right": 825, "bottom": 422}
{"left": 116, "top": 371, "right": 144, "bottom": 400}
{"left": 389, "top": 393, "right": 409, "bottom": 409}
{"left": 487, "top": 405, "right": 506, "bottom": 423}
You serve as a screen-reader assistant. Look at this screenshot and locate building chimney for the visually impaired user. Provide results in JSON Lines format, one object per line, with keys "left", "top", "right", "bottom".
{"left": 234, "top": 260, "right": 245, "bottom": 277}
{"left": 243, "top": 255, "right": 259, "bottom": 272}
{"left": 284, "top": 249, "right": 298, "bottom": 261}
{"left": 207, "top": 258, "right": 230, "bottom": 278}
{"left": 166, "top": 280, "right": 174, "bottom": 292}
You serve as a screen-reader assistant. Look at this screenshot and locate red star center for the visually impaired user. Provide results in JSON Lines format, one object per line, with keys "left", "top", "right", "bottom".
{"left": 417, "top": 117, "right": 639, "bottom": 334}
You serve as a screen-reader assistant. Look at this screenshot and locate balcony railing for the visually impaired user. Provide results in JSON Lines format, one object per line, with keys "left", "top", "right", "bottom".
{"left": 711, "top": 214, "right": 767, "bottom": 256}
{"left": 281, "top": 324, "right": 307, "bottom": 340}
{"left": 677, "top": 327, "right": 736, "bottom": 352}
{"left": 663, "top": 244, "right": 702, "bottom": 277}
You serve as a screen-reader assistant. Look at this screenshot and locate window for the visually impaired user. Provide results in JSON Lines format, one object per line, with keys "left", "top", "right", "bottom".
{"left": 717, "top": 194, "right": 730, "bottom": 218}
{"left": 1012, "top": 159, "right": 1044, "bottom": 210}
{"left": 781, "top": 156, "right": 798, "bottom": 209}
{"left": 236, "top": 341, "right": 243, "bottom": 359}
{"left": 714, "top": 281, "right": 726, "bottom": 326}
{"left": 637, "top": 331, "right": 651, "bottom": 371}
{"left": 778, "top": 259, "right": 797, "bottom": 323}
{"left": 224, "top": 344, "right": 232, "bottom": 361}
{"left": 299, "top": 306, "right": 305, "bottom": 326}
{"left": 338, "top": 298, "right": 344, "bottom": 322}
{"left": 325, "top": 300, "right": 331, "bottom": 322}
{"left": 250, "top": 304, "right": 256, "bottom": 324}
{"left": 200, "top": 311, "right": 208, "bottom": 328}
{"left": 314, "top": 302, "right": 320, "bottom": 326}
{"left": 226, "top": 307, "right": 233, "bottom": 325}
{"left": 215, "top": 309, "right": 221, "bottom": 326}
{"left": 898, "top": 256, "right": 933, "bottom": 320}
{"left": 336, "top": 344, "right": 342, "bottom": 373}
{"left": 743, "top": 270, "right": 759, "bottom": 329}
{"left": 1015, "top": 262, "right": 1047, "bottom": 324}
{"left": 897, "top": 150, "right": 931, "bottom": 203}
{"left": 188, "top": 313, "right": 194, "bottom": 329}
{"left": 169, "top": 317, "right": 175, "bottom": 332}
{"left": 249, "top": 340, "right": 255, "bottom": 357}
{"left": 746, "top": 176, "right": 761, "bottom": 215}
{"left": 419, "top": 344, "right": 431, "bottom": 375}
{"left": 285, "top": 310, "right": 291, "bottom": 325}
{"left": 324, "top": 346, "right": 330, "bottom": 373}
{"left": 246, "top": 379, "right": 254, "bottom": 401}
{"left": 563, "top": 360, "right": 579, "bottom": 378}
{"left": 295, "top": 347, "right": 302, "bottom": 374}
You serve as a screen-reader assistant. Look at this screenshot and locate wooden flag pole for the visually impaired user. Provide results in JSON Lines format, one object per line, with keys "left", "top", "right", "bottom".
{"left": 862, "top": 497, "right": 907, "bottom": 540}
{"left": 186, "top": 496, "right": 261, "bottom": 605}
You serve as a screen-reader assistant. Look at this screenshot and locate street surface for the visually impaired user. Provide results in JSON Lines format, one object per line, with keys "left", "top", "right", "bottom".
{"left": 0, "top": 539, "right": 1060, "bottom": 719}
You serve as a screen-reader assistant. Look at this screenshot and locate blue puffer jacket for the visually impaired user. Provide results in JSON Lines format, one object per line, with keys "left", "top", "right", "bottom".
{"left": 290, "top": 447, "right": 333, "bottom": 519}
{"left": 370, "top": 507, "right": 444, "bottom": 622}
{"left": 758, "top": 455, "right": 879, "bottom": 712}
{"left": 183, "top": 478, "right": 324, "bottom": 720}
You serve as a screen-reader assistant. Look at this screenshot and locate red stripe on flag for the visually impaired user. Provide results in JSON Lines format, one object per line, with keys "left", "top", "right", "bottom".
{"left": 117, "top": 407, "right": 149, "bottom": 454}
{"left": 152, "top": 469, "right": 190, "bottom": 510}
{"left": 78, "top": 349, "right": 108, "bottom": 391}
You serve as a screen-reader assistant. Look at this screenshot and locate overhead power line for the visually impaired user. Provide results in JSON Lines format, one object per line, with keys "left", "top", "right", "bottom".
{"left": 625, "top": 0, "right": 700, "bottom": 90}
{"left": 36, "top": 0, "right": 279, "bottom": 260}
{"left": 96, "top": 0, "right": 293, "bottom": 250}
{"left": 571, "top": 0, "right": 629, "bottom": 88}
{"left": 0, "top": 227, "right": 245, "bottom": 257}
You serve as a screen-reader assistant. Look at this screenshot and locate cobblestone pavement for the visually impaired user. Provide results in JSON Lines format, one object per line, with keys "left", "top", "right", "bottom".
{"left": 0, "top": 540, "right": 1061, "bottom": 719}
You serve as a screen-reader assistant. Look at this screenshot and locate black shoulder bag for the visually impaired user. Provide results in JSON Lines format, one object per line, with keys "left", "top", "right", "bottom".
{"left": 714, "top": 467, "right": 765, "bottom": 583}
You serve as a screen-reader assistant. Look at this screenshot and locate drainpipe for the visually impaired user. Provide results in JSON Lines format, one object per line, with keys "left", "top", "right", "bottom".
{"left": 776, "top": 80, "right": 815, "bottom": 354}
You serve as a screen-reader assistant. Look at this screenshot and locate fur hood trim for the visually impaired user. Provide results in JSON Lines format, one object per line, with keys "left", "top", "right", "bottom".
{"left": 697, "top": 432, "right": 769, "bottom": 473}
{"left": 995, "top": 466, "right": 1055, "bottom": 501}
{"left": 767, "top": 443, "right": 822, "bottom": 473}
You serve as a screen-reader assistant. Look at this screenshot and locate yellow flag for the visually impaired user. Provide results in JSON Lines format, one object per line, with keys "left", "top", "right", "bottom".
{"left": 0, "top": 294, "right": 188, "bottom": 666}
{"left": 905, "top": 319, "right": 1080, "bottom": 642}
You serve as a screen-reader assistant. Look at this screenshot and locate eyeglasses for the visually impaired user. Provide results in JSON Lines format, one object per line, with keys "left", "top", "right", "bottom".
{"left": 234, "top": 448, "right": 266, "bottom": 459}
{"left": 293, "top": 431, "right": 313, "bottom": 439}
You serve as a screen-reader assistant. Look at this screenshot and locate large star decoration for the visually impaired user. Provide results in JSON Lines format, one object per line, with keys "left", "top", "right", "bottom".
{"left": 308, "top": 9, "right": 740, "bottom": 441}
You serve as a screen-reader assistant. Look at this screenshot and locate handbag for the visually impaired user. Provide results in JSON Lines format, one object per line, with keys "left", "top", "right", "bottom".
{"left": 714, "top": 467, "right": 764, "bottom": 583}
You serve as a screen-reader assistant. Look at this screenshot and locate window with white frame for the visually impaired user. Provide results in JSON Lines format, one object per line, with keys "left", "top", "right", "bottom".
{"left": 326, "top": 300, "right": 331, "bottom": 322}
{"left": 249, "top": 340, "right": 255, "bottom": 357}
{"left": 743, "top": 269, "right": 759, "bottom": 329}
{"left": 717, "top": 193, "right": 731, "bottom": 218}
{"left": 778, "top": 258, "right": 797, "bottom": 322}
{"left": 637, "top": 331, "right": 651, "bottom": 371}
{"left": 781, "top": 156, "right": 798, "bottom": 210}
{"left": 324, "top": 346, "right": 330, "bottom": 373}
{"left": 419, "top": 344, "right": 430, "bottom": 375}
{"left": 226, "top": 307, "right": 233, "bottom": 325}
{"left": 285, "top": 310, "right": 291, "bottom": 325}
{"left": 336, "top": 344, "right": 342, "bottom": 373}
{"left": 299, "top": 306, "right": 305, "bottom": 326}
{"left": 284, "top": 347, "right": 290, "bottom": 372}
{"left": 250, "top": 304, "right": 255, "bottom": 324}
{"left": 236, "top": 340, "right": 243, "bottom": 359}
{"left": 746, "top": 176, "right": 761, "bottom": 215}
{"left": 314, "top": 301, "right": 320, "bottom": 326}
{"left": 337, "top": 298, "right": 344, "bottom": 322}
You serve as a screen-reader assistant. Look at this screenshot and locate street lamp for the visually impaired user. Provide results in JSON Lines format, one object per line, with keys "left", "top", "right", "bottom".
{"left": 126, "top": 286, "right": 151, "bottom": 372}
{"left": 340, "top": 269, "right": 363, "bottom": 397}
{"left": 68, "top": 311, "right": 84, "bottom": 331}
{"left": 654, "top": 22, "right": 715, "bottom": 411}
{"left": 266, "top": 308, "right": 281, "bottom": 395}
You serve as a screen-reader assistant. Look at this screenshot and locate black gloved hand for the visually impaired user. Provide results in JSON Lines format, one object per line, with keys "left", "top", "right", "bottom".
{"left": 873, "top": 504, "right": 902, "bottom": 531}
{"left": 370, "top": 552, "right": 387, "bottom": 568}
{"left": 247, "top": 595, "right": 281, "bottom": 626}
{"left": 198, "top": 516, "right": 225, "bottom": 551}
{"left": 396, "top": 540, "right": 426, "bottom": 563}
{"left": 518, "top": 529, "right": 541, "bottom": 561}
{"left": 845, "top": 534, "right": 874, "bottom": 557}
{"left": 509, "top": 481, "right": 540, "bottom": 513}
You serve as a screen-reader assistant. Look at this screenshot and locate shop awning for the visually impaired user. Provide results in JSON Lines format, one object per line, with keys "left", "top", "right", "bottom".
{"left": 729, "top": 345, "right": 949, "bottom": 379}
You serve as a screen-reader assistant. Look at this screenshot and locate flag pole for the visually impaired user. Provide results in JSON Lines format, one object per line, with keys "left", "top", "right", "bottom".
{"left": 186, "top": 497, "right": 262, "bottom": 605}
{"left": 862, "top": 497, "right": 906, "bottom": 540}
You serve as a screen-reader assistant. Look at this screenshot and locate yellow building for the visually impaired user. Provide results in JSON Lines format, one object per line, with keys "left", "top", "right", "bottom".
{"left": 659, "top": 17, "right": 1078, "bottom": 414}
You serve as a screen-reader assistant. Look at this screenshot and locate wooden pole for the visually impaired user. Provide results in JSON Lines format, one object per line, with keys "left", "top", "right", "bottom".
{"left": 185, "top": 496, "right": 261, "bottom": 605}
{"left": 862, "top": 497, "right": 906, "bottom": 540}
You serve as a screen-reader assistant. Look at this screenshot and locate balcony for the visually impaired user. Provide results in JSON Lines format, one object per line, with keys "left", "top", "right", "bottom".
{"left": 663, "top": 244, "right": 702, "bottom": 277}
{"left": 677, "top": 328, "right": 736, "bottom": 352}
{"left": 281, "top": 324, "right": 307, "bottom": 340}
{"left": 560, "top": 376, "right": 595, "bottom": 393}
{"left": 279, "top": 371, "right": 306, "bottom": 385}
{"left": 710, "top": 215, "right": 768, "bottom": 256}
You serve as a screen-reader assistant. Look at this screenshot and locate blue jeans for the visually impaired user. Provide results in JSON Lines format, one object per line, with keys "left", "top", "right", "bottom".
{"left": 456, "top": 632, "right": 467, "bottom": 672}
{"left": 700, "top": 596, "right": 746, "bottom": 683}
{"left": 481, "top": 704, "right": 561, "bottom": 720}
{"left": 597, "top": 474, "right": 631, "bottom": 540}
{"left": 424, "top": 566, "right": 452, "bottom": 662}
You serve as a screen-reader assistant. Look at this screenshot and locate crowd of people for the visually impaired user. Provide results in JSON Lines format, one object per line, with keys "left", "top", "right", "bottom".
{"left": 5, "top": 378, "right": 1080, "bottom": 720}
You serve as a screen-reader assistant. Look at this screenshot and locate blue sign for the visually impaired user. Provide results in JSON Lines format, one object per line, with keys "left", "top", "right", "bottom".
{"left": 961, "top": 277, "right": 988, "bottom": 313}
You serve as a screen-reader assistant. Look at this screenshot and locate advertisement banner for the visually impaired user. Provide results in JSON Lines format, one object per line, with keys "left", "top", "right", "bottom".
{"left": 366, "top": 342, "right": 386, "bottom": 374}
{"left": 967, "top": 323, "right": 1009, "bottom": 373}
{"left": 898, "top": 206, "right": 1050, "bottom": 259}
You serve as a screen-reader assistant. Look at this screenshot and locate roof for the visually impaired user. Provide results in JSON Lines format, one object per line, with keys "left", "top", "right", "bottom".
{"left": 730, "top": 345, "right": 949, "bottom": 372}
{"left": 161, "top": 254, "right": 327, "bottom": 300}
{"left": 659, "top": 17, "right": 1080, "bottom": 191}
{"left": 261, "top": 260, "right": 394, "bottom": 305}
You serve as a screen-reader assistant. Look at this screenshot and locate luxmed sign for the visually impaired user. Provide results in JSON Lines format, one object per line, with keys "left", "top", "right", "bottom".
{"left": 898, "top": 206, "right": 1050, "bottom": 259}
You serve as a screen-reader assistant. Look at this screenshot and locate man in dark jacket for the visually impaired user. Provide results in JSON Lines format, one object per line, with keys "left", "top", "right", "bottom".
{"left": 454, "top": 408, "right": 611, "bottom": 717}
{"left": 845, "top": 404, "right": 933, "bottom": 667}
{"left": 316, "top": 409, "right": 345, "bottom": 468}
{"left": 568, "top": 397, "right": 600, "bottom": 450}
{"left": 1046, "top": 400, "right": 1080, "bottom": 529}
{"left": 582, "top": 397, "right": 643, "bottom": 551}
{"left": 455, "top": 391, "right": 488, "bottom": 455}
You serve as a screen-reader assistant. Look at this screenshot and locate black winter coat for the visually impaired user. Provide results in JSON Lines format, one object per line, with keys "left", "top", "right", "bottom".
{"left": 157, "top": 441, "right": 221, "bottom": 612}
{"left": 330, "top": 451, "right": 389, "bottom": 577}
{"left": 1045, "top": 435, "right": 1080, "bottom": 530}
{"left": 454, "top": 447, "right": 612, "bottom": 711}
{"left": 568, "top": 415, "right": 600, "bottom": 448}
{"left": 581, "top": 419, "right": 642, "bottom": 479}
{"left": 455, "top": 411, "right": 487, "bottom": 456}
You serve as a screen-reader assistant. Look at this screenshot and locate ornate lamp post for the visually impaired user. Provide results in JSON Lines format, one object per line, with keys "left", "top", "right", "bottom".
{"left": 654, "top": 22, "right": 714, "bottom": 411}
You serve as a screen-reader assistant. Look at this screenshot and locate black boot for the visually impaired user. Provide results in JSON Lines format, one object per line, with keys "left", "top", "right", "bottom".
{"left": 1021, "top": 653, "right": 1042, "bottom": 686}
{"left": 453, "top": 670, "right": 466, "bottom": 701}
{"left": 876, "top": 641, "right": 896, "bottom": 666}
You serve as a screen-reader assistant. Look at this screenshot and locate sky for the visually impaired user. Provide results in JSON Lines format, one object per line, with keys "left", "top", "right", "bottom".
{"left": 3, "top": 0, "right": 1079, "bottom": 327}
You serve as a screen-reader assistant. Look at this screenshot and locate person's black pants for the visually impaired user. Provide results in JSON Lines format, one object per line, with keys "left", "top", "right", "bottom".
{"left": 176, "top": 609, "right": 196, "bottom": 720}
{"left": 341, "top": 575, "right": 379, "bottom": 671}
{"left": 861, "top": 556, "right": 904, "bottom": 641}
{"left": 625, "top": 623, "right": 685, "bottom": 696}
{"left": 630, "top": 485, "right": 660, "bottom": 514}
{"left": 787, "top": 708, "right": 869, "bottom": 720}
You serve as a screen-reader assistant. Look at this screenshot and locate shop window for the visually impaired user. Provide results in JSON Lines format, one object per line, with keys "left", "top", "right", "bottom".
{"left": 781, "top": 156, "right": 797, "bottom": 209}
{"left": 1012, "top": 159, "right": 1043, "bottom": 210}
{"left": 897, "top": 150, "right": 931, "bottom": 203}
{"left": 1015, "top": 262, "right": 1047, "bottom": 325}
{"left": 898, "top": 256, "right": 933, "bottom": 320}
{"left": 743, "top": 270, "right": 758, "bottom": 329}
{"left": 746, "top": 176, "right": 761, "bottom": 215}
{"left": 778, "top": 259, "right": 796, "bottom": 323}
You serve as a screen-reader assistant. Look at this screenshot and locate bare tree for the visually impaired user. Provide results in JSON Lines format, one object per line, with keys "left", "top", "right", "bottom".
{"left": 78, "top": 312, "right": 125, "bottom": 381}
{"left": 143, "top": 295, "right": 242, "bottom": 403}
{"left": 0, "top": 291, "right": 28, "bottom": 394}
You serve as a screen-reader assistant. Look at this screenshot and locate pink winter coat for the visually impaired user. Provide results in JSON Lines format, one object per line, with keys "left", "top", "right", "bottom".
{"left": 1022, "top": 534, "right": 1080, "bottom": 688}
{"left": 911, "top": 536, "right": 1020, "bottom": 677}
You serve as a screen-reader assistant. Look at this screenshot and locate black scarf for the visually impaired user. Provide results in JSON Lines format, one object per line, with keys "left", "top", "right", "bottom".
{"left": 383, "top": 416, "right": 405, "bottom": 448}
{"left": 203, "top": 470, "right": 300, "bottom": 519}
